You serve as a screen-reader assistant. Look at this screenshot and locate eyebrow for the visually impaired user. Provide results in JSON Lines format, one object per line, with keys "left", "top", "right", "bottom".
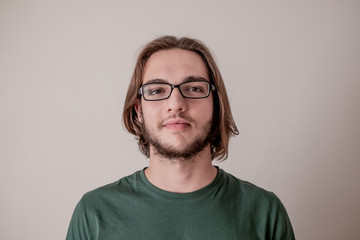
{"left": 144, "top": 76, "right": 209, "bottom": 85}
{"left": 184, "top": 76, "right": 209, "bottom": 83}
{"left": 144, "top": 79, "right": 168, "bottom": 85}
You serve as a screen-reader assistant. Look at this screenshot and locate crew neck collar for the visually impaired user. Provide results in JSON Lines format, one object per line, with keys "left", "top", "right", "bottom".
{"left": 139, "top": 166, "right": 224, "bottom": 199}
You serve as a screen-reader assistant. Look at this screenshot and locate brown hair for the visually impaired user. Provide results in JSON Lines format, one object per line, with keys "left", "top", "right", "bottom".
{"left": 122, "top": 35, "right": 238, "bottom": 161}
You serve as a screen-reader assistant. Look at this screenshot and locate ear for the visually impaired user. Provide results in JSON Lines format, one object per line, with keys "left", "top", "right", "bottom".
{"left": 134, "top": 99, "right": 142, "bottom": 122}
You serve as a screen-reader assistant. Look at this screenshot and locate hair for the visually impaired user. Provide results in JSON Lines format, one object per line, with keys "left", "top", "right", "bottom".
{"left": 122, "top": 35, "right": 239, "bottom": 161}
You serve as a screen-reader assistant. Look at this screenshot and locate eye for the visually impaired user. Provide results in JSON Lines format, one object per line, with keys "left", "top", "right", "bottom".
{"left": 148, "top": 88, "right": 164, "bottom": 95}
{"left": 144, "top": 84, "right": 168, "bottom": 96}
{"left": 188, "top": 86, "right": 204, "bottom": 92}
{"left": 184, "top": 83, "right": 206, "bottom": 93}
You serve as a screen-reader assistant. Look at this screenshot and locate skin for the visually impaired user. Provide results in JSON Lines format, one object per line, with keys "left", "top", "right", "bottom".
{"left": 135, "top": 49, "right": 218, "bottom": 193}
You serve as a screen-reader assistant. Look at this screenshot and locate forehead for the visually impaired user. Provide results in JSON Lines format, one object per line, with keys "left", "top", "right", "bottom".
{"left": 142, "top": 49, "right": 209, "bottom": 84}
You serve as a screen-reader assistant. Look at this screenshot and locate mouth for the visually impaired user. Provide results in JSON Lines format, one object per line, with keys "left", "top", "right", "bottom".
{"left": 163, "top": 119, "right": 191, "bottom": 130}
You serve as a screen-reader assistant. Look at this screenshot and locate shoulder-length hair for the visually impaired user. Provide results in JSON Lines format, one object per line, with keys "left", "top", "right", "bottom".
{"left": 122, "top": 35, "right": 238, "bottom": 161}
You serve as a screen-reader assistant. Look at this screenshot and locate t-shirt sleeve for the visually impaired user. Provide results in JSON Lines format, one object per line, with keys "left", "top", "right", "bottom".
{"left": 66, "top": 197, "right": 92, "bottom": 240}
{"left": 271, "top": 194, "right": 296, "bottom": 240}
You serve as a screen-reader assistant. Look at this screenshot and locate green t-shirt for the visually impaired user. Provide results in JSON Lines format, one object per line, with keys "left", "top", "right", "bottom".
{"left": 66, "top": 168, "right": 295, "bottom": 240}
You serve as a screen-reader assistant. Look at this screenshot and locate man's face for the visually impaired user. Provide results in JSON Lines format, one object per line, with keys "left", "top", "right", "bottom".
{"left": 136, "top": 49, "right": 214, "bottom": 160}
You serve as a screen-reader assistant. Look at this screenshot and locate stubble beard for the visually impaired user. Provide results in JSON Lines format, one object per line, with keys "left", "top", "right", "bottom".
{"left": 140, "top": 114, "right": 213, "bottom": 163}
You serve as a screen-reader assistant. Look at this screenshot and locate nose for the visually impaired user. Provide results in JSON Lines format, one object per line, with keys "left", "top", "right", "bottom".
{"left": 166, "top": 87, "right": 187, "bottom": 113}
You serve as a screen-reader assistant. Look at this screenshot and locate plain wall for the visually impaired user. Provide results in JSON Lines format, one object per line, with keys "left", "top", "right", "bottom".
{"left": 1, "top": 0, "right": 359, "bottom": 239}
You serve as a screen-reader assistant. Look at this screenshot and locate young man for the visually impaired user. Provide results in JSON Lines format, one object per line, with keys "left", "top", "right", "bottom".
{"left": 66, "top": 36, "right": 295, "bottom": 239}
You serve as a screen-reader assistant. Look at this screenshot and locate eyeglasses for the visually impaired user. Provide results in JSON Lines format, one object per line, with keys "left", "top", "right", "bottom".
{"left": 139, "top": 80, "right": 216, "bottom": 101}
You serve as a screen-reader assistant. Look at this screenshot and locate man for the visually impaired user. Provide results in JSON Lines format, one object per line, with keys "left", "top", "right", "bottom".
{"left": 66, "top": 36, "right": 295, "bottom": 239}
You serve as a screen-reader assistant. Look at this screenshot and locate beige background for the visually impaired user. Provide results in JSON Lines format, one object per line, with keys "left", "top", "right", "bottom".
{"left": 1, "top": 0, "right": 360, "bottom": 239}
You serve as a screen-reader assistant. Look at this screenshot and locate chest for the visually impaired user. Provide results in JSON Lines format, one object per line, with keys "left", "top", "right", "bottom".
{"left": 93, "top": 198, "right": 264, "bottom": 240}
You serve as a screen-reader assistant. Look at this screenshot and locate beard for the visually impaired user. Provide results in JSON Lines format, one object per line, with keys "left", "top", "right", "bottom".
{"left": 140, "top": 114, "right": 213, "bottom": 162}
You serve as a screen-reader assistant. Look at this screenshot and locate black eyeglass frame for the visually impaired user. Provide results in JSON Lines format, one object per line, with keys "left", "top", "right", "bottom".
{"left": 138, "top": 80, "right": 216, "bottom": 101}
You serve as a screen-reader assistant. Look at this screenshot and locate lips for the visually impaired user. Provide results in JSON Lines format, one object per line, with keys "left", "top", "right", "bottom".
{"left": 163, "top": 118, "right": 191, "bottom": 130}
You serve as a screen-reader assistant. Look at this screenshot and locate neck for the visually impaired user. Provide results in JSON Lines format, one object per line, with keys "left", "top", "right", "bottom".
{"left": 145, "top": 145, "right": 217, "bottom": 193}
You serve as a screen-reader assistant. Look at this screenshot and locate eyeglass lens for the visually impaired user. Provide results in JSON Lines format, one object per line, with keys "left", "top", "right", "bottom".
{"left": 142, "top": 81, "right": 210, "bottom": 100}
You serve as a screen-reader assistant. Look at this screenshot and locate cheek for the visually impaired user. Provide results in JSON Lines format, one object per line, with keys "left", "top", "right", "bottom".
{"left": 193, "top": 101, "right": 213, "bottom": 120}
{"left": 141, "top": 102, "right": 163, "bottom": 121}
{"left": 203, "top": 97, "right": 214, "bottom": 113}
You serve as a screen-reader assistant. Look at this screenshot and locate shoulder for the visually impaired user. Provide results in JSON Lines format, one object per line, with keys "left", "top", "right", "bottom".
{"left": 79, "top": 171, "right": 141, "bottom": 207}
{"left": 220, "top": 169, "right": 286, "bottom": 212}
{"left": 221, "top": 169, "right": 276, "bottom": 198}
{"left": 219, "top": 169, "right": 295, "bottom": 239}
{"left": 67, "top": 172, "right": 141, "bottom": 239}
